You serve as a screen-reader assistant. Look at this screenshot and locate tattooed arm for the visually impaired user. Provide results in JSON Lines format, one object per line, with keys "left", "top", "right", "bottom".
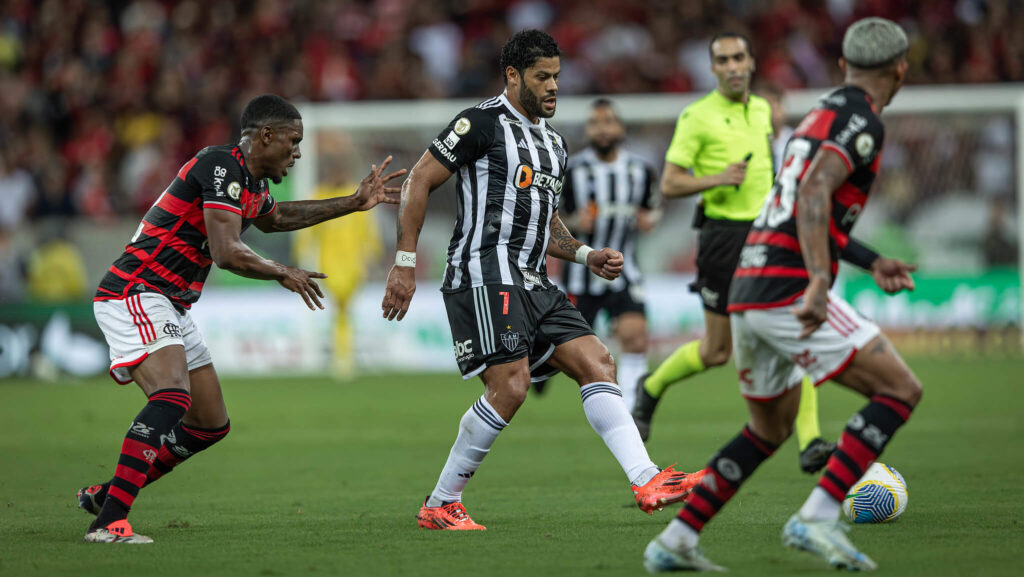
{"left": 792, "top": 149, "right": 850, "bottom": 338}
{"left": 255, "top": 156, "right": 405, "bottom": 232}
{"left": 547, "top": 210, "right": 623, "bottom": 281}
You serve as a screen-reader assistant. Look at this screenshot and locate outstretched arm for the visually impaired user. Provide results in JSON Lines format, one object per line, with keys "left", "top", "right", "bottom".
{"left": 547, "top": 211, "right": 622, "bottom": 281}
{"left": 255, "top": 156, "right": 406, "bottom": 232}
{"left": 205, "top": 208, "right": 326, "bottom": 310}
{"left": 381, "top": 151, "right": 453, "bottom": 321}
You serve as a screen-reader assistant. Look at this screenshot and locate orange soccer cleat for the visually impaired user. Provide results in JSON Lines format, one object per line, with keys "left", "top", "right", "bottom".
{"left": 633, "top": 465, "right": 705, "bottom": 514}
{"left": 416, "top": 498, "right": 487, "bottom": 531}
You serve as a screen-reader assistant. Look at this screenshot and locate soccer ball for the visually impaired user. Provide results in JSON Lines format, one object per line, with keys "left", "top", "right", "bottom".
{"left": 842, "top": 462, "right": 908, "bottom": 523}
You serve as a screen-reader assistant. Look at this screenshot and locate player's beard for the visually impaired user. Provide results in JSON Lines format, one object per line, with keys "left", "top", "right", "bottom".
{"left": 520, "top": 83, "right": 554, "bottom": 119}
{"left": 591, "top": 136, "right": 622, "bottom": 157}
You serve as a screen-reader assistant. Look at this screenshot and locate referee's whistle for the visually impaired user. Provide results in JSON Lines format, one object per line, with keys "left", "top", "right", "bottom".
{"left": 735, "top": 152, "right": 753, "bottom": 190}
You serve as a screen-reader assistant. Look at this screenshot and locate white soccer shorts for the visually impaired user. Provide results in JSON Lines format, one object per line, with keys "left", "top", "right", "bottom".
{"left": 731, "top": 291, "right": 880, "bottom": 400}
{"left": 93, "top": 293, "right": 212, "bottom": 384}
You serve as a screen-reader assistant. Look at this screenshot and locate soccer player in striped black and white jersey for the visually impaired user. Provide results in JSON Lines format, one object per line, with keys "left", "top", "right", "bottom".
{"left": 382, "top": 30, "right": 703, "bottom": 531}
{"left": 557, "top": 99, "right": 660, "bottom": 410}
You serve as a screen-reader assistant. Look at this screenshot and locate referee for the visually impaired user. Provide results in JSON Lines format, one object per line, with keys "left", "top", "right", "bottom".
{"left": 632, "top": 32, "right": 835, "bottom": 473}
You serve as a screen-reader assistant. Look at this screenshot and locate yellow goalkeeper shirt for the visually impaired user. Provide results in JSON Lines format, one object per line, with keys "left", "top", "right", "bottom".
{"left": 665, "top": 89, "right": 775, "bottom": 221}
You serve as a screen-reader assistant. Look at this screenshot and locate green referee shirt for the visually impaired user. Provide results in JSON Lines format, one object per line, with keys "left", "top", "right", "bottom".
{"left": 665, "top": 89, "right": 774, "bottom": 221}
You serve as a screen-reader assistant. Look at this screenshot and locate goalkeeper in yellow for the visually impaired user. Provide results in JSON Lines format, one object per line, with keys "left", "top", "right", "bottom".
{"left": 631, "top": 32, "right": 838, "bottom": 472}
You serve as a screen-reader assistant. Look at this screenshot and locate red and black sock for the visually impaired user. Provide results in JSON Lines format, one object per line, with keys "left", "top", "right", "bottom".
{"left": 678, "top": 425, "right": 779, "bottom": 532}
{"left": 91, "top": 388, "right": 191, "bottom": 530}
{"left": 818, "top": 394, "right": 914, "bottom": 502}
{"left": 144, "top": 421, "right": 231, "bottom": 486}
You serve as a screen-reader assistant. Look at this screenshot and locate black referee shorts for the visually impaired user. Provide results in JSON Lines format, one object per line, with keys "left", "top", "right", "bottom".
{"left": 689, "top": 217, "right": 752, "bottom": 316}
{"left": 568, "top": 286, "right": 646, "bottom": 327}
{"left": 443, "top": 284, "right": 594, "bottom": 380}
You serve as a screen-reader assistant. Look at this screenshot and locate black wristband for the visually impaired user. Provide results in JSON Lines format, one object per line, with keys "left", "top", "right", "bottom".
{"left": 842, "top": 239, "right": 880, "bottom": 270}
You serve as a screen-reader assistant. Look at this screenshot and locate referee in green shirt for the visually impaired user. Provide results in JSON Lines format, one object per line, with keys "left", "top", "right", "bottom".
{"left": 632, "top": 32, "right": 835, "bottom": 473}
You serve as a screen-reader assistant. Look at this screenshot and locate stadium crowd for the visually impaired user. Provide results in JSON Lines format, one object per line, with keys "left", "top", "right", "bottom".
{"left": 0, "top": 0, "right": 1019, "bottom": 303}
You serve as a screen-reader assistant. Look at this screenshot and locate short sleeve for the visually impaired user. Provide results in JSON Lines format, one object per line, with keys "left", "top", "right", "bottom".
{"left": 428, "top": 107, "right": 495, "bottom": 172}
{"left": 193, "top": 151, "right": 247, "bottom": 215}
{"left": 560, "top": 163, "right": 578, "bottom": 215}
{"left": 664, "top": 108, "right": 703, "bottom": 169}
{"left": 641, "top": 163, "right": 660, "bottom": 210}
{"left": 256, "top": 194, "right": 277, "bottom": 218}
{"left": 821, "top": 109, "right": 885, "bottom": 173}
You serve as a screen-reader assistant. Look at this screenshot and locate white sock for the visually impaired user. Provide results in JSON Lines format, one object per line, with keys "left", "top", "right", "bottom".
{"left": 658, "top": 518, "right": 699, "bottom": 551}
{"left": 580, "top": 382, "right": 658, "bottom": 485}
{"left": 798, "top": 486, "right": 842, "bottom": 522}
{"left": 427, "top": 396, "right": 507, "bottom": 506}
{"left": 616, "top": 353, "right": 647, "bottom": 411}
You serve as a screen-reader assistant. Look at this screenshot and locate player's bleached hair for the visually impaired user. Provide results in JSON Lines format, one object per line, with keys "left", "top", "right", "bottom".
{"left": 499, "top": 29, "right": 560, "bottom": 85}
{"left": 842, "top": 17, "right": 909, "bottom": 70}
{"left": 240, "top": 94, "right": 301, "bottom": 131}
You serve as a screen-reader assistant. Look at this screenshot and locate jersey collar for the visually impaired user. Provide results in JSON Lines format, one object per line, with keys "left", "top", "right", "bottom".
{"left": 500, "top": 93, "right": 546, "bottom": 129}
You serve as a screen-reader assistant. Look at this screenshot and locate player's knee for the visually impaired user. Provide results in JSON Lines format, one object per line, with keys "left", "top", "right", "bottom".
{"left": 499, "top": 373, "right": 532, "bottom": 407}
{"left": 592, "top": 349, "right": 617, "bottom": 383}
{"left": 895, "top": 374, "right": 923, "bottom": 407}
{"left": 702, "top": 345, "right": 732, "bottom": 367}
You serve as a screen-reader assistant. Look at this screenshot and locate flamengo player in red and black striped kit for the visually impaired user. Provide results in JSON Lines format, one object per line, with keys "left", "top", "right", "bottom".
{"left": 79, "top": 94, "right": 406, "bottom": 544}
{"left": 644, "top": 18, "right": 923, "bottom": 572}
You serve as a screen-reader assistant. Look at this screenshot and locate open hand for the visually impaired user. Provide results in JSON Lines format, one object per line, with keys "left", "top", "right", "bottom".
{"left": 381, "top": 265, "right": 416, "bottom": 321}
{"left": 870, "top": 257, "right": 917, "bottom": 294}
{"left": 278, "top": 266, "right": 328, "bottom": 310}
{"left": 352, "top": 155, "right": 407, "bottom": 211}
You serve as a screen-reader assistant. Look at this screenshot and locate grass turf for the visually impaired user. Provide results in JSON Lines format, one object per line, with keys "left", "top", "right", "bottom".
{"left": 1, "top": 357, "right": 1022, "bottom": 576}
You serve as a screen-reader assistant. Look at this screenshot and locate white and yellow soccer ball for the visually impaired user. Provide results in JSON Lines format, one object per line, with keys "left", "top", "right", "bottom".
{"left": 842, "top": 462, "right": 908, "bottom": 523}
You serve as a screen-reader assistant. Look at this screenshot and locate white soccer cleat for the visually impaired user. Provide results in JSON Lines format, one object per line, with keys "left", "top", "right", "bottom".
{"left": 781, "top": 514, "right": 877, "bottom": 571}
{"left": 643, "top": 537, "right": 727, "bottom": 573}
{"left": 83, "top": 520, "right": 154, "bottom": 544}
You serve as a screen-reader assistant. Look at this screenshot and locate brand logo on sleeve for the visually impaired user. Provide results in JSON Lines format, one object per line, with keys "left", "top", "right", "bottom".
{"left": 227, "top": 181, "right": 241, "bottom": 200}
{"left": 454, "top": 117, "right": 471, "bottom": 135}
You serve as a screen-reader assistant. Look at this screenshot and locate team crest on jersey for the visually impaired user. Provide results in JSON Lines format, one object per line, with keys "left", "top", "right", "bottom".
{"left": 855, "top": 133, "right": 874, "bottom": 158}
{"left": 454, "top": 117, "right": 471, "bottom": 135}
{"left": 500, "top": 327, "right": 520, "bottom": 352}
{"left": 227, "top": 181, "right": 241, "bottom": 200}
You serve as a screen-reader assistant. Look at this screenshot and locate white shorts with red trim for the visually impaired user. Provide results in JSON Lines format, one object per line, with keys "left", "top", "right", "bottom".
{"left": 730, "top": 290, "right": 879, "bottom": 400}
{"left": 93, "top": 292, "right": 212, "bottom": 384}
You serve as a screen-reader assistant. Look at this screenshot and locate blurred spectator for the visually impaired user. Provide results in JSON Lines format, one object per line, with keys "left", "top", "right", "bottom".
{"left": 26, "top": 225, "right": 88, "bottom": 302}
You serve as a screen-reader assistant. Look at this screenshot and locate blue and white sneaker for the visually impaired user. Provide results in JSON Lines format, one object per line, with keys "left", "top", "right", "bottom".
{"left": 782, "top": 514, "right": 877, "bottom": 571}
{"left": 643, "top": 537, "right": 727, "bottom": 573}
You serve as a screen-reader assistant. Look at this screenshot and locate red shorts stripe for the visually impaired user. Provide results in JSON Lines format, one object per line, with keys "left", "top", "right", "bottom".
{"left": 107, "top": 485, "right": 137, "bottom": 507}
{"left": 871, "top": 395, "right": 912, "bottom": 421}
{"left": 114, "top": 464, "right": 148, "bottom": 488}
{"left": 133, "top": 295, "right": 157, "bottom": 341}
{"left": 829, "top": 303, "right": 859, "bottom": 331}
{"left": 827, "top": 318, "right": 851, "bottom": 337}
{"left": 124, "top": 296, "right": 149, "bottom": 343}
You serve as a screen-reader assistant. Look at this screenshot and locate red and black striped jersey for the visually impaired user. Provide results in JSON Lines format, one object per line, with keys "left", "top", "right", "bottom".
{"left": 95, "top": 144, "right": 276, "bottom": 308}
{"left": 728, "top": 85, "right": 885, "bottom": 312}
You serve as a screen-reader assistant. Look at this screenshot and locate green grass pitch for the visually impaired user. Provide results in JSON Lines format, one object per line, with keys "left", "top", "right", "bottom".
{"left": 2, "top": 357, "right": 1022, "bottom": 576}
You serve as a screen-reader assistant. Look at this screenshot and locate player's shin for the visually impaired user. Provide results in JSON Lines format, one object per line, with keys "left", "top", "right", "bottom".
{"left": 580, "top": 382, "right": 658, "bottom": 484}
{"left": 144, "top": 421, "right": 231, "bottom": 486}
{"left": 800, "top": 395, "right": 914, "bottom": 521}
{"left": 92, "top": 389, "right": 191, "bottom": 530}
{"left": 426, "top": 396, "right": 507, "bottom": 506}
{"left": 673, "top": 425, "right": 779, "bottom": 539}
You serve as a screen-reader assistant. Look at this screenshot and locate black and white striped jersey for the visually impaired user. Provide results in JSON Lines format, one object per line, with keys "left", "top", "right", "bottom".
{"left": 559, "top": 147, "right": 658, "bottom": 296}
{"left": 429, "top": 94, "right": 569, "bottom": 292}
